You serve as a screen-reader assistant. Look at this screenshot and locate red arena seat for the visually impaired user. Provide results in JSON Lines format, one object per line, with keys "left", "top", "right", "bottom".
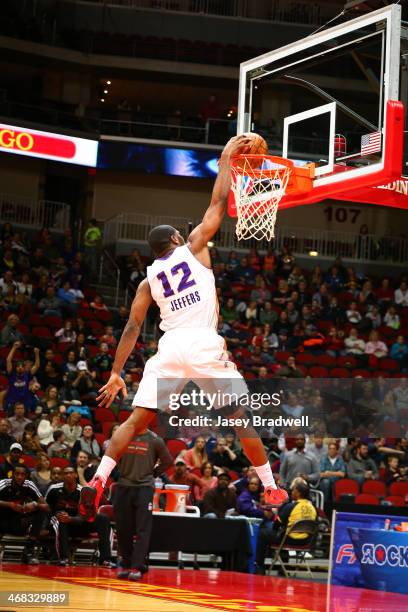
{"left": 361, "top": 480, "right": 386, "bottom": 497}
{"left": 166, "top": 439, "right": 188, "bottom": 458}
{"left": 389, "top": 482, "right": 408, "bottom": 497}
{"left": 384, "top": 495, "right": 405, "bottom": 507}
{"left": 355, "top": 493, "right": 380, "bottom": 505}
{"left": 334, "top": 478, "right": 359, "bottom": 502}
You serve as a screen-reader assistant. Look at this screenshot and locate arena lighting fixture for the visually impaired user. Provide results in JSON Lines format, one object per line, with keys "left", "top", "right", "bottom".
{"left": 104, "top": 89, "right": 108, "bottom": 94}
{"left": 309, "top": 250, "right": 319, "bottom": 257}
{"left": 107, "top": 80, "right": 112, "bottom": 85}
{"left": 101, "top": 98, "right": 105, "bottom": 103}
{"left": 207, "top": 241, "right": 214, "bottom": 247}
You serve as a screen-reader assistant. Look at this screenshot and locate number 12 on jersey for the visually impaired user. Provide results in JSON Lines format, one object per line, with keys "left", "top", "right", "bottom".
{"left": 157, "top": 261, "right": 196, "bottom": 298}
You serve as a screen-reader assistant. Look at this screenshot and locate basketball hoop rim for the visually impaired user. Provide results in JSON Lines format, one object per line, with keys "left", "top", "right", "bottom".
{"left": 230, "top": 154, "right": 295, "bottom": 178}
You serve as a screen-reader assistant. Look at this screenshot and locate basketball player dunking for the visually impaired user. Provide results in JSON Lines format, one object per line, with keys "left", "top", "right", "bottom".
{"left": 80, "top": 135, "right": 288, "bottom": 516}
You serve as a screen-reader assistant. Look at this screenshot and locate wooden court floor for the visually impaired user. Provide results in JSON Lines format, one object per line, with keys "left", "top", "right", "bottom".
{"left": 1, "top": 564, "right": 408, "bottom": 612}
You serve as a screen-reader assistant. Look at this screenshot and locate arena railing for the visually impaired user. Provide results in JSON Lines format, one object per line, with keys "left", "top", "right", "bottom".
{"left": 0, "top": 193, "right": 70, "bottom": 232}
{"left": 103, "top": 212, "right": 408, "bottom": 265}
{"left": 63, "top": 0, "right": 337, "bottom": 27}
{"left": 98, "top": 248, "right": 122, "bottom": 306}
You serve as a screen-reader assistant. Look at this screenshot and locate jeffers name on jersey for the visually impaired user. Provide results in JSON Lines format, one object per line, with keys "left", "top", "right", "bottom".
{"left": 170, "top": 290, "right": 201, "bottom": 312}
{"left": 146, "top": 244, "right": 217, "bottom": 331}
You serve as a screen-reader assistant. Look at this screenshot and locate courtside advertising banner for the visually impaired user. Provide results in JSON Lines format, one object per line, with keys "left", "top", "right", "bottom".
{"left": 0, "top": 123, "right": 98, "bottom": 167}
{"left": 330, "top": 511, "right": 408, "bottom": 594}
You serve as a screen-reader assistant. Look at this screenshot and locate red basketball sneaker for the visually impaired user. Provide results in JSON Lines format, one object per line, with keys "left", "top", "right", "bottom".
{"left": 264, "top": 487, "right": 289, "bottom": 507}
{"left": 79, "top": 476, "right": 105, "bottom": 521}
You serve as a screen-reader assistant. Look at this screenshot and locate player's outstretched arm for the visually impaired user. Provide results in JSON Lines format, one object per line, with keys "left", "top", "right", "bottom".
{"left": 188, "top": 134, "right": 250, "bottom": 255}
{"left": 97, "top": 279, "right": 152, "bottom": 408}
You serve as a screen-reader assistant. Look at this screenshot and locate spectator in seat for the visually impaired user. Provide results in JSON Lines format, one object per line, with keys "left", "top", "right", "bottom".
{"left": 37, "top": 412, "right": 62, "bottom": 448}
{"left": 209, "top": 436, "right": 238, "bottom": 473}
{"left": 38, "top": 286, "right": 62, "bottom": 317}
{"left": 1, "top": 314, "right": 25, "bottom": 347}
{"left": 90, "top": 294, "right": 108, "bottom": 311}
{"left": 0, "top": 418, "right": 16, "bottom": 454}
{"left": 233, "top": 257, "right": 256, "bottom": 283}
{"left": 0, "top": 270, "right": 17, "bottom": 296}
{"left": 274, "top": 356, "right": 303, "bottom": 378}
{"left": 347, "top": 441, "right": 379, "bottom": 486}
{"left": 255, "top": 478, "right": 317, "bottom": 575}
{"left": 39, "top": 361, "right": 63, "bottom": 391}
{"left": 344, "top": 328, "right": 366, "bottom": 357}
{"left": 55, "top": 321, "right": 77, "bottom": 345}
{"left": 57, "top": 281, "right": 82, "bottom": 314}
{"left": 368, "top": 437, "right": 404, "bottom": 468}
{"left": 237, "top": 476, "right": 274, "bottom": 523}
{"left": 0, "top": 442, "right": 26, "bottom": 478}
{"left": 100, "top": 326, "right": 117, "bottom": 348}
{"left": 394, "top": 281, "right": 408, "bottom": 307}
{"left": 376, "top": 278, "right": 394, "bottom": 311}
{"left": 45, "top": 466, "right": 114, "bottom": 567}
{"left": 7, "top": 403, "right": 31, "bottom": 441}
{"left": 202, "top": 472, "right": 236, "bottom": 518}
{"left": 62, "top": 350, "right": 79, "bottom": 376}
{"left": 383, "top": 455, "right": 408, "bottom": 486}
{"left": 232, "top": 465, "right": 259, "bottom": 496}
{"left": 17, "top": 272, "right": 33, "bottom": 301}
{"left": 346, "top": 301, "right": 362, "bottom": 325}
{"left": 384, "top": 305, "right": 400, "bottom": 330}
{"left": 259, "top": 301, "right": 278, "bottom": 326}
{"left": 193, "top": 461, "right": 218, "bottom": 502}
{"left": 39, "top": 386, "right": 61, "bottom": 416}
{"left": 365, "top": 330, "right": 388, "bottom": 360}
{"left": 319, "top": 442, "right": 346, "bottom": 502}
{"left": 30, "top": 453, "right": 52, "bottom": 495}
{"left": 182, "top": 435, "right": 208, "bottom": 470}
{"left": 312, "top": 283, "right": 330, "bottom": 309}
{"left": 251, "top": 280, "right": 271, "bottom": 304}
{"left": 282, "top": 393, "right": 304, "bottom": 418}
{"left": 390, "top": 335, "right": 408, "bottom": 371}
{"left": 0, "top": 464, "right": 49, "bottom": 564}
{"left": 325, "top": 327, "right": 344, "bottom": 356}
{"left": 21, "top": 425, "right": 43, "bottom": 456}
{"left": 61, "top": 412, "right": 82, "bottom": 448}
{"left": 169, "top": 459, "right": 203, "bottom": 494}
{"left": 93, "top": 343, "right": 113, "bottom": 374}
{"left": 75, "top": 450, "right": 97, "bottom": 486}
{"left": 363, "top": 305, "right": 382, "bottom": 330}
{"left": 306, "top": 436, "right": 328, "bottom": 463}
{"left": 66, "top": 361, "right": 97, "bottom": 402}
{"left": 48, "top": 430, "right": 70, "bottom": 459}
{"left": 279, "top": 434, "right": 320, "bottom": 489}
{"left": 71, "top": 425, "right": 101, "bottom": 460}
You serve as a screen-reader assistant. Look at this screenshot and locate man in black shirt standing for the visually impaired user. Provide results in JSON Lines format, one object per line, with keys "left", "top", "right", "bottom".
{"left": 114, "top": 428, "right": 172, "bottom": 581}
{"left": 0, "top": 465, "right": 49, "bottom": 564}
{"left": 45, "top": 467, "right": 113, "bottom": 566}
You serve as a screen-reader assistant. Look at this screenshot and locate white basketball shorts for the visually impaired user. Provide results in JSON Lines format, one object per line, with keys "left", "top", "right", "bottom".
{"left": 133, "top": 327, "right": 248, "bottom": 410}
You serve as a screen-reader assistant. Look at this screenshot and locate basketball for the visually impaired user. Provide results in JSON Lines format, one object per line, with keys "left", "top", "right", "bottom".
{"left": 243, "top": 132, "right": 268, "bottom": 155}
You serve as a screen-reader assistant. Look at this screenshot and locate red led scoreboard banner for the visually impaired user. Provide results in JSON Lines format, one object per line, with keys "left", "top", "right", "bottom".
{"left": 0, "top": 123, "right": 98, "bottom": 167}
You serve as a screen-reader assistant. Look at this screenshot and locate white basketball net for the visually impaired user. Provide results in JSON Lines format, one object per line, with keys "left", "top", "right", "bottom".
{"left": 231, "top": 156, "right": 292, "bottom": 241}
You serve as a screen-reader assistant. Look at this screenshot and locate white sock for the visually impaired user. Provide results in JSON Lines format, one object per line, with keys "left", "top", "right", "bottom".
{"left": 95, "top": 456, "right": 117, "bottom": 485}
{"left": 254, "top": 461, "right": 277, "bottom": 489}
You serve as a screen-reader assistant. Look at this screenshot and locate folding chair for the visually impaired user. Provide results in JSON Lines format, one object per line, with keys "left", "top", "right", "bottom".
{"left": 268, "top": 519, "right": 318, "bottom": 579}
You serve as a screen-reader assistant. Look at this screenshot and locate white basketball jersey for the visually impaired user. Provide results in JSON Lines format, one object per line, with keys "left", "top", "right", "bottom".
{"left": 146, "top": 245, "right": 218, "bottom": 331}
